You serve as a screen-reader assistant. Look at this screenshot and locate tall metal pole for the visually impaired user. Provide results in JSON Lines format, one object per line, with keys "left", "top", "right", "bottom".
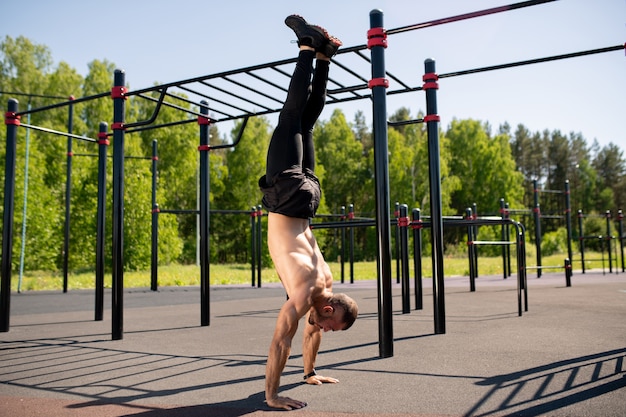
{"left": 411, "top": 208, "right": 423, "bottom": 310}
{"left": 424, "top": 59, "right": 446, "bottom": 334}
{"left": 369, "top": 9, "right": 393, "bottom": 358}
{"left": 18, "top": 102, "right": 31, "bottom": 293}
{"left": 399, "top": 204, "right": 410, "bottom": 314}
{"left": 533, "top": 179, "right": 542, "bottom": 277}
{"left": 151, "top": 139, "right": 159, "bottom": 291}
{"left": 63, "top": 96, "right": 75, "bottom": 293}
{"left": 564, "top": 180, "right": 573, "bottom": 273}
{"left": 198, "top": 101, "right": 211, "bottom": 326}
{"left": 111, "top": 70, "right": 126, "bottom": 340}
{"left": 1, "top": 99, "right": 19, "bottom": 332}
{"left": 95, "top": 122, "right": 108, "bottom": 321}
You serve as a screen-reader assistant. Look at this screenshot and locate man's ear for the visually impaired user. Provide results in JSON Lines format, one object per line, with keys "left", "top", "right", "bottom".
{"left": 322, "top": 305, "right": 334, "bottom": 315}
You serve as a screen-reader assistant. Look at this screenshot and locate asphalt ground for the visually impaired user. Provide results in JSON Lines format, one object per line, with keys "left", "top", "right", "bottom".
{"left": 1, "top": 270, "right": 625, "bottom": 417}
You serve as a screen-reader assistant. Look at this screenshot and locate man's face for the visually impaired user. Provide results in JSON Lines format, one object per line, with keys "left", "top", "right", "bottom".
{"left": 309, "top": 305, "right": 345, "bottom": 332}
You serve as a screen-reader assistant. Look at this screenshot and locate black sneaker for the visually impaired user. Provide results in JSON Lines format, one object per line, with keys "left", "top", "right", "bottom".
{"left": 319, "top": 35, "right": 342, "bottom": 58}
{"left": 285, "top": 14, "right": 327, "bottom": 49}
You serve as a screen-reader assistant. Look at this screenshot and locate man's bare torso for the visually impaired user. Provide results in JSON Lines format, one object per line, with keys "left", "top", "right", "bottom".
{"left": 267, "top": 212, "right": 332, "bottom": 303}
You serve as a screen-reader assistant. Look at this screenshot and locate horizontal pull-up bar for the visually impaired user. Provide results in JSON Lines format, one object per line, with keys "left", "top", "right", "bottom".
{"left": 440, "top": 44, "right": 625, "bottom": 79}
{"left": 387, "top": 0, "right": 557, "bottom": 36}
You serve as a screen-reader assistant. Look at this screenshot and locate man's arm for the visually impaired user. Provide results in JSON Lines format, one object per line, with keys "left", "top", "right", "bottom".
{"left": 302, "top": 314, "right": 339, "bottom": 385}
{"left": 265, "top": 300, "right": 307, "bottom": 410}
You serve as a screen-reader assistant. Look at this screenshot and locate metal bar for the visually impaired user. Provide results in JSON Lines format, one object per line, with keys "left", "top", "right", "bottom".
{"left": 62, "top": 98, "right": 74, "bottom": 293}
{"left": 151, "top": 139, "right": 158, "bottom": 292}
{"left": 1, "top": 99, "right": 19, "bottom": 332}
{"left": 111, "top": 70, "right": 126, "bottom": 341}
{"left": 412, "top": 208, "right": 423, "bottom": 310}
{"left": 424, "top": 58, "right": 446, "bottom": 335}
{"left": 13, "top": 91, "right": 109, "bottom": 117}
{"left": 399, "top": 204, "right": 410, "bottom": 314}
{"left": 223, "top": 75, "right": 284, "bottom": 106}
{"left": 95, "top": 122, "right": 108, "bottom": 322}
{"left": 19, "top": 123, "right": 97, "bottom": 142}
{"left": 124, "top": 88, "right": 168, "bottom": 129}
{"left": 440, "top": 45, "right": 625, "bottom": 79}
{"left": 198, "top": 100, "right": 211, "bottom": 326}
{"left": 387, "top": 0, "right": 557, "bottom": 36}
{"left": 370, "top": 9, "right": 394, "bottom": 359}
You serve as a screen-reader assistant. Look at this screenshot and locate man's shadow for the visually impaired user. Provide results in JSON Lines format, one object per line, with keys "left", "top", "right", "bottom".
{"left": 115, "top": 384, "right": 300, "bottom": 417}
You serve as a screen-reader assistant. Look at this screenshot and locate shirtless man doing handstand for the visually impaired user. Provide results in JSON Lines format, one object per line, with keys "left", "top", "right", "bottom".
{"left": 258, "top": 15, "right": 359, "bottom": 411}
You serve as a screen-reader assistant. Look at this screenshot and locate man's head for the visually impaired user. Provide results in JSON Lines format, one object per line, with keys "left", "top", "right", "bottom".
{"left": 309, "top": 293, "right": 358, "bottom": 332}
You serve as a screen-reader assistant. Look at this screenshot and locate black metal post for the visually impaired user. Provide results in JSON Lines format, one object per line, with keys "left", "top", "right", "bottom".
{"left": 111, "top": 69, "right": 126, "bottom": 340}
{"left": 500, "top": 198, "right": 508, "bottom": 278}
{"left": 95, "top": 122, "right": 108, "bottom": 321}
{"left": 369, "top": 9, "right": 394, "bottom": 357}
{"left": 151, "top": 139, "right": 158, "bottom": 291}
{"left": 565, "top": 258, "right": 572, "bottom": 287}
{"left": 349, "top": 204, "right": 355, "bottom": 284}
{"left": 466, "top": 208, "right": 476, "bottom": 292}
{"left": 505, "top": 202, "right": 512, "bottom": 277}
{"left": 340, "top": 206, "right": 346, "bottom": 284}
{"left": 399, "top": 204, "right": 410, "bottom": 314}
{"left": 564, "top": 180, "right": 573, "bottom": 272}
{"left": 578, "top": 210, "right": 586, "bottom": 273}
{"left": 256, "top": 205, "right": 262, "bottom": 287}
{"left": 395, "top": 201, "right": 400, "bottom": 284}
{"left": 1, "top": 99, "right": 19, "bottom": 332}
{"left": 617, "top": 210, "right": 625, "bottom": 272}
{"left": 63, "top": 96, "right": 74, "bottom": 293}
{"left": 533, "top": 179, "right": 542, "bottom": 277}
{"left": 424, "top": 59, "right": 446, "bottom": 334}
{"left": 250, "top": 207, "right": 256, "bottom": 287}
{"left": 472, "top": 202, "right": 479, "bottom": 277}
{"left": 411, "top": 208, "right": 423, "bottom": 310}
{"left": 198, "top": 101, "right": 211, "bottom": 326}
{"left": 606, "top": 210, "right": 613, "bottom": 273}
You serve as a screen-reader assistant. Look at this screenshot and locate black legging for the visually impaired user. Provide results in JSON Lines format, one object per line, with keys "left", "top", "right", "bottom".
{"left": 265, "top": 50, "right": 329, "bottom": 182}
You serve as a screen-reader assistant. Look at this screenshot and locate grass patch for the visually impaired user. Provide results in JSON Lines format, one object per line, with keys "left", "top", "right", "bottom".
{"left": 12, "top": 252, "right": 612, "bottom": 292}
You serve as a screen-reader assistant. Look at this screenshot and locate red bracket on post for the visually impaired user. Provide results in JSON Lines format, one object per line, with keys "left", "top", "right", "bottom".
{"left": 424, "top": 114, "right": 440, "bottom": 122}
{"left": 398, "top": 216, "right": 410, "bottom": 227}
{"left": 4, "top": 112, "right": 20, "bottom": 126}
{"left": 368, "top": 78, "right": 389, "bottom": 89}
{"left": 422, "top": 72, "right": 439, "bottom": 90}
{"left": 111, "top": 122, "right": 125, "bottom": 131}
{"left": 111, "top": 86, "right": 127, "bottom": 100}
{"left": 367, "top": 27, "right": 387, "bottom": 49}
{"left": 198, "top": 144, "right": 211, "bottom": 152}
{"left": 198, "top": 115, "right": 211, "bottom": 125}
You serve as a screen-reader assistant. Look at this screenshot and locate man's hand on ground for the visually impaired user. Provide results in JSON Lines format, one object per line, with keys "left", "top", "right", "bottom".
{"left": 304, "top": 374, "right": 339, "bottom": 385}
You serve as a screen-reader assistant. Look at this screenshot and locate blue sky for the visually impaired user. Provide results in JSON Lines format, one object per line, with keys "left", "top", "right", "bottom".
{"left": 2, "top": 0, "right": 624, "bottom": 153}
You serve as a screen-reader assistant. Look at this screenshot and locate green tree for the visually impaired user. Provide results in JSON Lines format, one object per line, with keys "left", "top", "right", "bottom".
{"left": 447, "top": 119, "right": 523, "bottom": 215}
{"left": 315, "top": 109, "right": 365, "bottom": 213}
{"left": 212, "top": 116, "right": 269, "bottom": 263}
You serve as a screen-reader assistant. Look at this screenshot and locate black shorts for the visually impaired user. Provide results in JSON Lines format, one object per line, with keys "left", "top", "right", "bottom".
{"left": 259, "top": 167, "right": 321, "bottom": 219}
